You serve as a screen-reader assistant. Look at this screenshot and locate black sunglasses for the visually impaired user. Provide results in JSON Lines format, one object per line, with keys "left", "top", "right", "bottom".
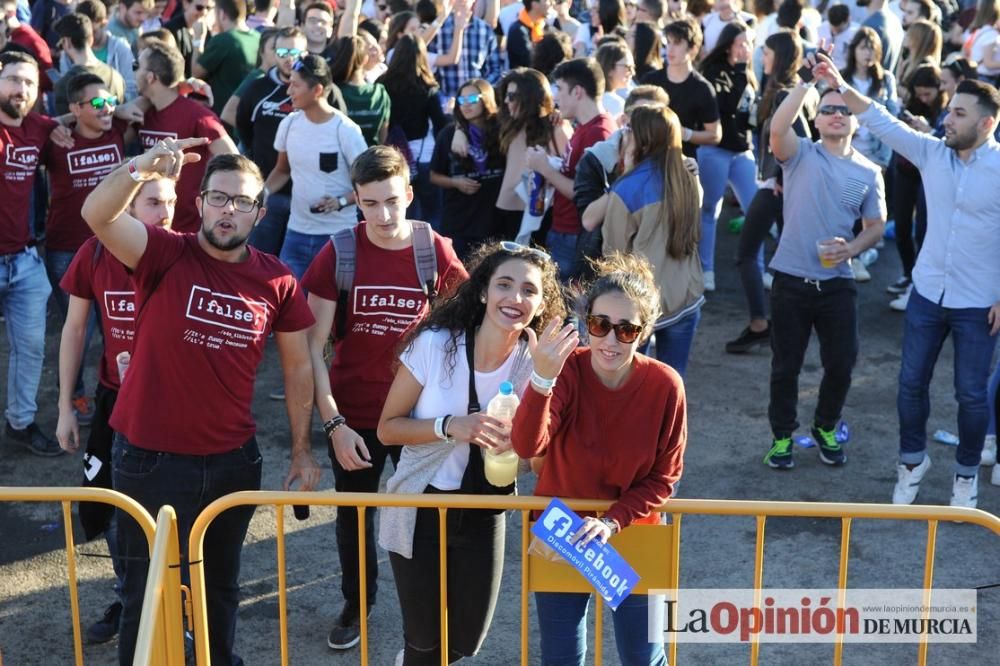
{"left": 586, "top": 315, "right": 643, "bottom": 344}
{"left": 818, "top": 104, "right": 852, "bottom": 117}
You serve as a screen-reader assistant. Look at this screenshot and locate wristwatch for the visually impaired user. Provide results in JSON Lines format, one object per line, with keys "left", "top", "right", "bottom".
{"left": 336, "top": 195, "right": 349, "bottom": 210}
{"left": 599, "top": 517, "right": 620, "bottom": 535}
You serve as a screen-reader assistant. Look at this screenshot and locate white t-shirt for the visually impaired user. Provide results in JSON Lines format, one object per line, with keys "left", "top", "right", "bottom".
{"left": 274, "top": 109, "right": 368, "bottom": 236}
{"left": 970, "top": 27, "right": 1000, "bottom": 76}
{"left": 702, "top": 10, "right": 756, "bottom": 54}
{"left": 401, "top": 328, "right": 529, "bottom": 490}
{"left": 602, "top": 91, "right": 625, "bottom": 121}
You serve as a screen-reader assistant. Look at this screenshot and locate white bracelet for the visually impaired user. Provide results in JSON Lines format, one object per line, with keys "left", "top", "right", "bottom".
{"left": 433, "top": 416, "right": 446, "bottom": 440}
{"left": 530, "top": 371, "right": 556, "bottom": 390}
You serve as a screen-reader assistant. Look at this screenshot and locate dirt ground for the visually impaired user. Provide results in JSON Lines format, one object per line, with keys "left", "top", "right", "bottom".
{"left": 1, "top": 227, "right": 999, "bottom": 666}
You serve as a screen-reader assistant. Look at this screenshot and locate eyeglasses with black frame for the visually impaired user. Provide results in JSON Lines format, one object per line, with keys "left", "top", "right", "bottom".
{"left": 499, "top": 240, "right": 551, "bottom": 262}
{"left": 585, "top": 315, "right": 643, "bottom": 344}
{"left": 201, "top": 190, "right": 261, "bottom": 213}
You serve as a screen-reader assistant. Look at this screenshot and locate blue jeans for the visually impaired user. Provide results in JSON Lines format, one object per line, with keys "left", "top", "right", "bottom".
{"left": 45, "top": 248, "right": 100, "bottom": 397}
{"left": 989, "top": 360, "right": 1000, "bottom": 437}
{"left": 639, "top": 308, "right": 701, "bottom": 379}
{"left": 112, "top": 435, "right": 261, "bottom": 666}
{"left": 897, "top": 290, "right": 998, "bottom": 475}
{"left": 0, "top": 247, "right": 52, "bottom": 428}
{"left": 697, "top": 145, "right": 758, "bottom": 273}
{"left": 534, "top": 592, "right": 666, "bottom": 666}
{"left": 546, "top": 230, "right": 579, "bottom": 283}
{"left": 279, "top": 227, "right": 332, "bottom": 281}
{"left": 248, "top": 192, "right": 291, "bottom": 256}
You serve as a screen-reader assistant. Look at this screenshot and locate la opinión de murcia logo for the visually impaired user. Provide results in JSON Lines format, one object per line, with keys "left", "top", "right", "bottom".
{"left": 184, "top": 285, "right": 269, "bottom": 335}
{"left": 103, "top": 291, "right": 135, "bottom": 321}
{"left": 68, "top": 145, "right": 122, "bottom": 175}
{"left": 5, "top": 144, "right": 39, "bottom": 171}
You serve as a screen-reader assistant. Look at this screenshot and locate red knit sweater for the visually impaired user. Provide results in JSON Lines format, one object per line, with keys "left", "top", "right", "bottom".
{"left": 511, "top": 348, "right": 687, "bottom": 528}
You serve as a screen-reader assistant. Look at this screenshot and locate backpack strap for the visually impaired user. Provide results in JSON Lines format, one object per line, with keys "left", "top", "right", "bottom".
{"left": 331, "top": 226, "right": 357, "bottom": 340}
{"left": 410, "top": 221, "right": 438, "bottom": 303}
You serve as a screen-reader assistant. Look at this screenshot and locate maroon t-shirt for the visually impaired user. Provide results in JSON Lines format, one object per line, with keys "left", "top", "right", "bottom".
{"left": 110, "top": 226, "right": 315, "bottom": 454}
{"left": 44, "top": 120, "right": 127, "bottom": 252}
{"left": 137, "top": 96, "right": 226, "bottom": 233}
{"left": 550, "top": 113, "right": 616, "bottom": 235}
{"left": 60, "top": 237, "right": 134, "bottom": 391}
{"left": 300, "top": 223, "right": 467, "bottom": 428}
{"left": 0, "top": 113, "right": 58, "bottom": 254}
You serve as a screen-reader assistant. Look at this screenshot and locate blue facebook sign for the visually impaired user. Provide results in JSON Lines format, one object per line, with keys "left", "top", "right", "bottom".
{"left": 531, "top": 498, "right": 639, "bottom": 610}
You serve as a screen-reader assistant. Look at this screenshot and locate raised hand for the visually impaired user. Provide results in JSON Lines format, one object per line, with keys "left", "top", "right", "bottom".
{"left": 135, "top": 137, "right": 209, "bottom": 179}
{"left": 525, "top": 319, "right": 578, "bottom": 381}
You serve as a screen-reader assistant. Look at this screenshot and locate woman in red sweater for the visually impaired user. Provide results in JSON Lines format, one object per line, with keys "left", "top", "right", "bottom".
{"left": 512, "top": 252, "right": 686, "bottom": 666}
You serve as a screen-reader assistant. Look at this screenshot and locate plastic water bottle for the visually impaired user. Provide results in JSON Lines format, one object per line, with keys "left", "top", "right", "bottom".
{"left": 483, "top": 381, "right": 520, "bottom": 487}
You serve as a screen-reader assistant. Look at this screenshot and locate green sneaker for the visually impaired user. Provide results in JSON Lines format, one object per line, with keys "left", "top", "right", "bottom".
{"left": 812, "top": 426, "right": 846, "bottom": 466}
{"left": 764, "top": 437, "right": 794, "bottom": 469}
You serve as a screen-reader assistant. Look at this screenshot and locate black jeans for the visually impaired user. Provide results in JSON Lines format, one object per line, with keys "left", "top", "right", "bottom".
{"left": 892, "top": 163, "right": 927, "bottom": 278}
{"left": 737, "top": 187, "right": 783, "bottom": 321}
{"left": 389, "top": 488, "right": 505, "bottom": 665}
{"left": 328, "top": 428, "right": 400, "bottom": 609}
{"left": 112, "top": 435, "right": 261, "bottom": 666}
{"left": 768, "top": 272, "right": 858, "bottom": 439}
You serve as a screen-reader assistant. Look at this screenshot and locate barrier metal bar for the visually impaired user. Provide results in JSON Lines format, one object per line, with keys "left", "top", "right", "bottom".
{"left": 749, "top": 515, "right": 766, "bottom": 666}
{"left": 134, "top": 506, "right": 185, "bottom": 666}
{"left": 276, "top": 507, "right": 288, "bottom": 666}
{"left": 186, "top": 492, "right": 1000, "bottom": 666}
{"left": 0, "top": 487, "right": 158, "bottom": 666}
{"left": 357, "top": 506, "right": 369, "bottom": 666}
{"left": 918, "top": 520, "right": 939, "bottom": 666}
{"left": 519, "top": 510, "right": 530, "bottom": 666}
{"left": 667, "top": 513, "right": 682, "bottom": 666}
{"left": 834, "top": 517, "right": 853, "bottom": 666}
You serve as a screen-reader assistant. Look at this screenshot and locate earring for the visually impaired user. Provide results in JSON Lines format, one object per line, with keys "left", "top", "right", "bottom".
{"left": 480, "top": 295, "right": 487, "bottom": 303}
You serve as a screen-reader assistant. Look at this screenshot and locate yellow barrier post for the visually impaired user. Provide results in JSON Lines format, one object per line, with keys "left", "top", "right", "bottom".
{"left": 134, "top": 506, "right": 185, "bottom": 666}
{"left": 0, "top": 488, "right": 157, "bottom": 666}
{"left": 184, "top": 492, "right": 1000, "bottom": 666}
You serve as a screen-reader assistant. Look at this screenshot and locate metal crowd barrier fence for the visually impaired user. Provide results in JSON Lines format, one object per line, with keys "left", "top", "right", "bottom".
{"left": 0, "top": 487, "right": 157, "bottom": 666}
{"left": 134, "top": 506, "right": 187, "bottom": 666}
{"left": 184, "top": 492, "right": 1000, "bottom": 666}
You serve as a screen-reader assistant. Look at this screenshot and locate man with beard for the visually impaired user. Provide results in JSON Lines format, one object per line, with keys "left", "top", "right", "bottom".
{"left": 0, "top": 51, "right": 61, "bottom": 457}
{"left": 812, "top": 58, "right": 1000, "bottom": 509}
{"left": 133, "top": 39, "right": 237, "bottom": 233}
{"left": 236, "top": 25, "right": 305, "bottom": 254}
{"left": 80, "top": 144, "right": 322, "bottom": 665}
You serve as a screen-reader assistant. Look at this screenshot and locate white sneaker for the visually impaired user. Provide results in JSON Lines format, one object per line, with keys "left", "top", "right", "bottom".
{"left": 703, "top": 270, "right": 716, "bottom": 291}
{"left": 992, "top": 463, "right": 1000, "bottom": 487}
{"left": 889, "top": 285, "right": 911, "bottom": 312}
{"left": 893, "top": 455, "right": 931, "bottom": 505}
{"left": 981, "top": 434, "right": 997, "bottom": 466}
{"left": 950, "top": 474, "right": 978, "bottom": 509}
{"left": 851, "top": 258, "right": 871, "bottom": 282}
{"left": 763, "top": 272, "right": 774, "bottom": 290}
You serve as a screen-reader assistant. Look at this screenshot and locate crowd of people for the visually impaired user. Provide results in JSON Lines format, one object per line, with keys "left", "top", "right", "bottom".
{"left": 2, "top": 0, "right": 1000, "bottom": 664}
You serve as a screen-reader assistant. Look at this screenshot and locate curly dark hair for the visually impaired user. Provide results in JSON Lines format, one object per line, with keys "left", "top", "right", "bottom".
{"left": 400, "top": 241, "right": 566, "bottom": 377}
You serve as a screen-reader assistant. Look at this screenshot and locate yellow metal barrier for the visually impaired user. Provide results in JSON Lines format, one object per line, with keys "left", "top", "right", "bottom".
{"left": 134, "top": 506, "right": 187, "bottom": 666}
{"left": 0, "top": 487, "right": 157, "bottom": 666}
{"left": 185, "top": 491, "right": 1000, "bottom": 666}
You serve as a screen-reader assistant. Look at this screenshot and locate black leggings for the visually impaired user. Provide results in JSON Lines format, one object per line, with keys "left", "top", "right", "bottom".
{"left": 389, "top": 489, "right": 506, "bottom": 665}
{"left": 737, "top": 187, "right": 784, "bottom": 321}
{"left": 893, "top": 163, "right": 927, "bottom": 278}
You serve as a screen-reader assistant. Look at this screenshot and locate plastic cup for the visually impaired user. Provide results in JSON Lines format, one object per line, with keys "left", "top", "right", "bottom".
{"left": 816, "top": 239, "right": 840, "bottom": 268}
{"left": 116, "top": 351, "right": 131, "bottom": 381}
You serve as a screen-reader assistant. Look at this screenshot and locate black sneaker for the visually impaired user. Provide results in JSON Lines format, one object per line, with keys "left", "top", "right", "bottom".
{"left": 812, "top": 426, "right": 847, "bottom": 466}
{"left": 86, "top": 601, "right": 122, "bottom": 644}
{"left": 326, "top": 603, "right": 372, "bottom": 650}
{"left": 763, "top": 437, "right": 794, "bottom": 470}
{"left": 725, "top": 325, "right": 771, "bottom": 354}
{"left": 887, "top": 276, "right": 912, "bottom": 295}
{"left": 5, "top": 421, "right": 63, "bottom": 457}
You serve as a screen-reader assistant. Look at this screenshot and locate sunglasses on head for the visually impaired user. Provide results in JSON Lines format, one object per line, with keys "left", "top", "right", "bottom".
{"left": 457, "top": 93, "right": 481, "bottom": 105}
{"left": 499, "top": 240, "right": 551, "bottom": 262}
{"left": 275, "top": 47, "right": 303, "bottom": 58}
{"left": 818, "top": 104, "right": 852, "bottom": 117}
{"left": 84, "top": 95, "right": 119, "bottom": 110}
{"left": 586, "top": 315, "right": 643, "bottom": 344}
